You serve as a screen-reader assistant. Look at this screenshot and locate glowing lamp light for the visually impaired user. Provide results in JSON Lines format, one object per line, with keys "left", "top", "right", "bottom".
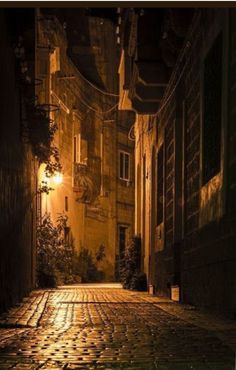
{"left": 53, "top": 172, "right": 63, "bottom": 185}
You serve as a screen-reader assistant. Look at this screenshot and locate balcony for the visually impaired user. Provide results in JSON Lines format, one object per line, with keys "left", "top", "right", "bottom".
{"left": 128, "top": 62, "right": 169, "bottom": 114}
{"left": 73, "top": 160, "right": 100, "bottom": 204}
{"left": 73, "top": 163, "right": 91, "bottom": 203}
{"left": 118, "top": 9, "right": 194, "bottom": 115}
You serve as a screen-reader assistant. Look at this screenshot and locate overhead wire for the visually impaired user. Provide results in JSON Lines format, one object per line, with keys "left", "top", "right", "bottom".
{"left": 59, "top": 63, "right": 119, "bottom": 117}
{"left": 68, "top": 58, "right": 119, "bottom": 98}
{"left": 77, "top": 94, "right": 119, "bottom": 115}
{"left": 77, "top": 83, "right": 119, "bottom": 115}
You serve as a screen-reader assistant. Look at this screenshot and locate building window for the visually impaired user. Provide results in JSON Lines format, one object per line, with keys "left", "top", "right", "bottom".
{"left": 73, "top": 134, "right": 88, "bottom": 164}
{"left": 119, "top": 151, "right": 130, "bottom": 181}
{"left": 157, "top": 145, "right": 164, "bottom": 225}
{"left": 202, "top": 32, "right": 222, "bottom": 185}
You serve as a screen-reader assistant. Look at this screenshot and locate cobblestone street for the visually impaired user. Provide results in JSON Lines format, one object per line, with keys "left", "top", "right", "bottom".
{"left": 0, "top": 284, "right": 235, "bottom": 370}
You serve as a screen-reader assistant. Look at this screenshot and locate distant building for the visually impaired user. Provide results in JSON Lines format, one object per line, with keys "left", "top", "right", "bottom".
{"left": 36, "top": 11, "right": 135, "bottom": 281}
{"left": 118, "top": 8, "right": 236, "bottom": 316}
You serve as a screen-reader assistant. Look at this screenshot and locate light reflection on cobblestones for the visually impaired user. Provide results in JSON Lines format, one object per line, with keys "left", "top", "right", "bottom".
{"left": 0, "top": 285, "right": 234, "bottom": 369}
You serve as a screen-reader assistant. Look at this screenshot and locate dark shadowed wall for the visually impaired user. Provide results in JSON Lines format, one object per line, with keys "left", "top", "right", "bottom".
{"left": 0, "top": 9, "right": 36, "bottom": 313}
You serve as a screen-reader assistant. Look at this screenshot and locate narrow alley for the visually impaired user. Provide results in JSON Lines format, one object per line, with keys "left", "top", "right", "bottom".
{"left": 1, "top": 5, "right": 236, "bottom": 370}
{"left": 0, "top": 284, "right": 235, "bottom": 370}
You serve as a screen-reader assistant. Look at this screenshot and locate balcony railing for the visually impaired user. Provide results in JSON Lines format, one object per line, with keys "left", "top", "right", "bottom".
{"left": 73, "top": 162, "right": 100, "bottom": 204}
{"left": 73, "top": 162, "right": 88, "bottom": 190}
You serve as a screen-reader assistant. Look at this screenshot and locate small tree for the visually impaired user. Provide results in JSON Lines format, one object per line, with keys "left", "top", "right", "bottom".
{"left": 36, "top": 213, "right": 75, "bottom": 287}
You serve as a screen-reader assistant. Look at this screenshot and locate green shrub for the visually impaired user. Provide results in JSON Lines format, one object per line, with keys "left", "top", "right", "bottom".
{"left": 36, "top": 213, "right": 77, "bottom": 287}
{"left": 120, "top": 236, "right": 147, "bottom": 291}
{"left": 73, "top": 245, "right": 105, "bottom": 283}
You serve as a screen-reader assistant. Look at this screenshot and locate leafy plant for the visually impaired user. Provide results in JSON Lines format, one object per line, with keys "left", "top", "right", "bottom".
{"left": 27, "top": 105, "right": 62, "bottom": 177}
{"left": 44, "top": 146, "right": 62, "bottom": 178}
{"left": 36, "top": 215, "right": 106, "bottom": 286}
{"left": 36, "top": 213, "right": 59, "bottom": 287}
{"left": 73, "top": 246, "right": 105, "bottom": 283}
{"left": 96, "top": 244, "right": 106, "bottom": 262}
{"left": 120, "top": 236, "right": 147, "bottom": 291}
{"left": 37, "top": 181, "right": 54, "bottom": 195}
{"left": 36, "top": 213, "right": 76, "bottom": 287}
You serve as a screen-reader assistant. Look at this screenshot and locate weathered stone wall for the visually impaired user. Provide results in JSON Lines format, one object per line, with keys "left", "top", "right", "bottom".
{"left": 37, "top": 13, "right": 123, "bottom": 281}
{"left": 228, "top": 9, "right": 236, "bottom": 211}
{"left": 116, "top": 111, "right": 135, "bottom": 277}
{"left": 179, "top": 9, "right": 236, "bottom": 315}
{"left": 135, "top": 115, "right": 157, "bottom": 280}
{"left": 0, "top": 10, "right": 36, "bottom": 313}
{"left": 135, "top": 8, "right": 236, "bottom": 315}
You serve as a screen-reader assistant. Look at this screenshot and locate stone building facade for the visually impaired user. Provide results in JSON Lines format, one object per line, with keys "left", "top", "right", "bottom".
{"left": 36, "top": 10, "right": 135, "bottom": 281}
{"left": 118, "top": 8, "right": 236, "bottom": 316}
{"left": 115, "top": 110, "right": 135, "bottom": 278}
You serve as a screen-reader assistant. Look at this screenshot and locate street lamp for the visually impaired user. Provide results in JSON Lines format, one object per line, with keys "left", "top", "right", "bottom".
{"left": 53, "top": 171, "right": 63, "bottom": 185}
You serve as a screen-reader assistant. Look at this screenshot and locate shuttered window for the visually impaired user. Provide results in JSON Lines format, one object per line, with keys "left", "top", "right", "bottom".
{"left": 119, "top": 151, "right": 130, "bottom": 180}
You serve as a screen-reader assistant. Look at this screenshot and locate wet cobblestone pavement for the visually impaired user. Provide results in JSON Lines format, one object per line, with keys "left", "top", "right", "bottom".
{"left": 0, "top": 284, "right": 235, "bottom": 369}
